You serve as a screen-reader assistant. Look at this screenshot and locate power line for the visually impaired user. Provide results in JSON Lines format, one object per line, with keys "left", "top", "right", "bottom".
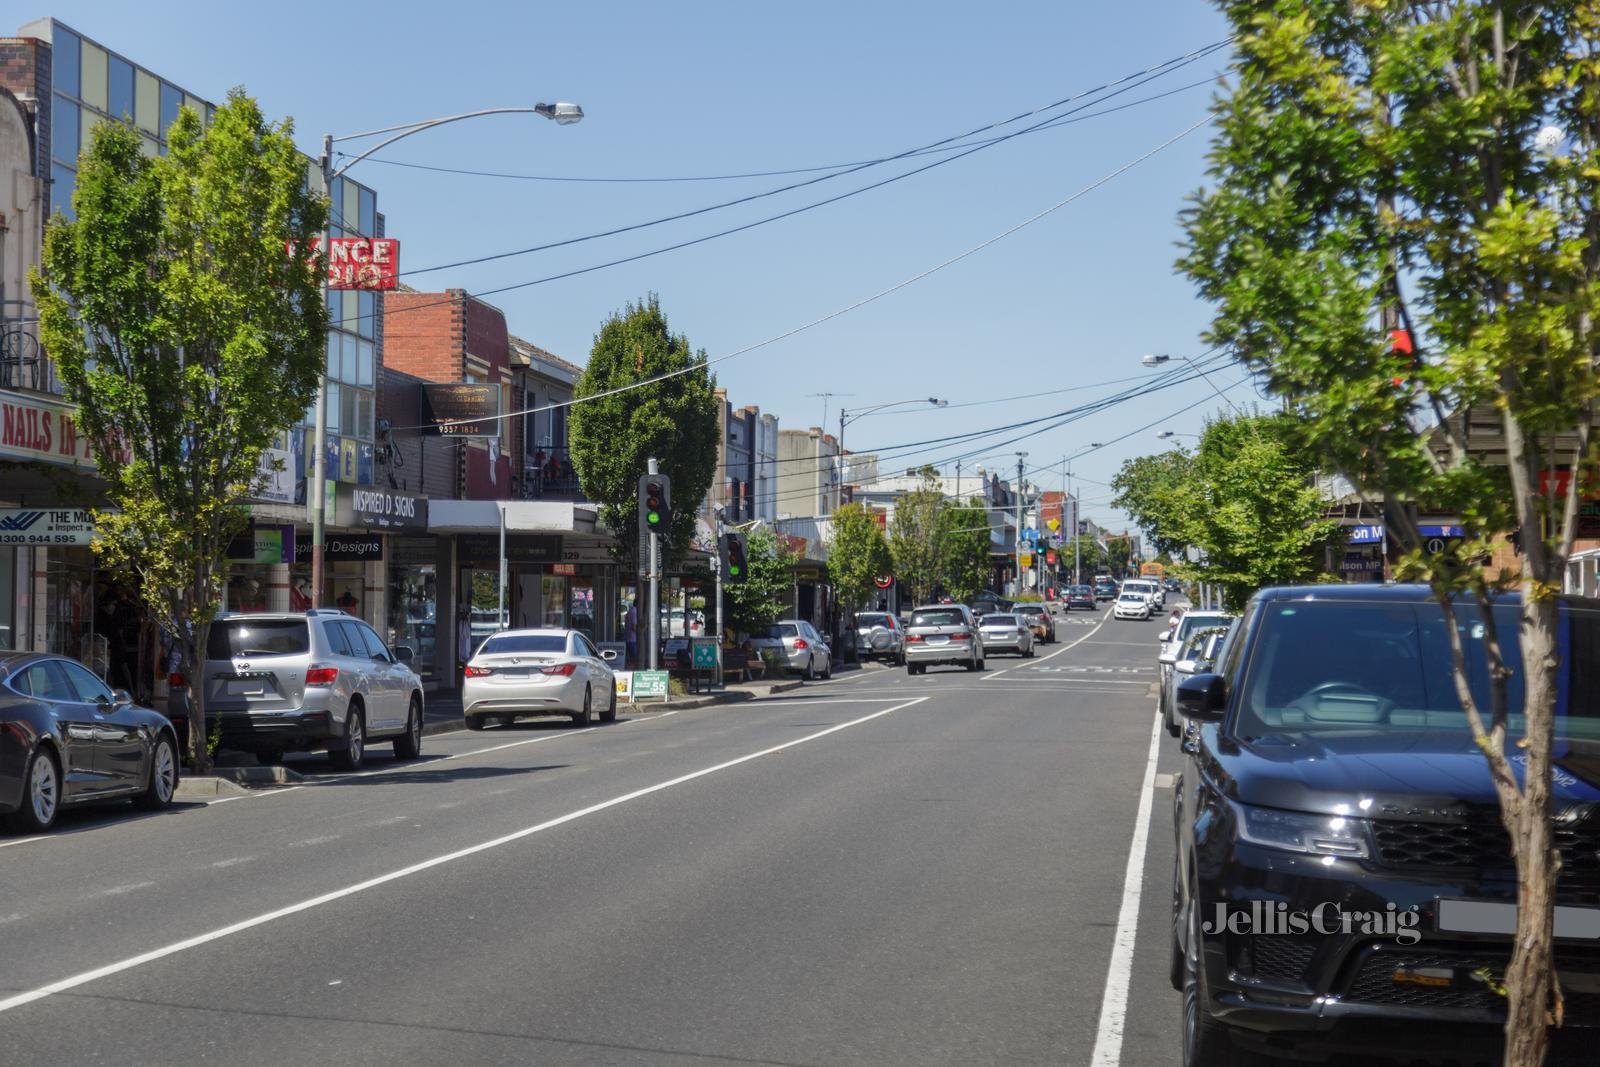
{"left": 399, "top": 47, "right": 1227, "bottom": 280}
{"left": 390, "top": 116, "right": 1213, "bottom": 434}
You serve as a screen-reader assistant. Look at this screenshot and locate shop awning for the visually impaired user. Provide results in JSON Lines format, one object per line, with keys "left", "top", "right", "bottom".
{"left": 427, "top": 499, "right": 600, "bottom": 535}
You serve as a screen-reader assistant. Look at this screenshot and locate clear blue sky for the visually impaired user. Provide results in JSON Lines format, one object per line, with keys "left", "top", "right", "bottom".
{"left": 31, "top": 0, "right": 1239, "bottom": 529}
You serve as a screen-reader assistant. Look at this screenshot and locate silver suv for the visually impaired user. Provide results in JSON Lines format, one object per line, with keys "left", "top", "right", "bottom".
{"left": 904, "top": 603, "right": 985, "bottom": 675}
{"left": 202, "top": 609, "right": 424, "bottom": 770}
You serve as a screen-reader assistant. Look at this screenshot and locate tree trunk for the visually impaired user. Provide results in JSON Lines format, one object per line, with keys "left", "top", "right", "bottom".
{"left": 1502, "top": 593, "right": 1560, "bottom": 1067}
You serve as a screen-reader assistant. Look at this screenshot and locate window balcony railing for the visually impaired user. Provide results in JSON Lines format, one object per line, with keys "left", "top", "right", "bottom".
{"left": 520, "top": 446, "right": 587, "bottom": 500}
{"left": 0, "top": 318, "right": 49, "bottom": 393}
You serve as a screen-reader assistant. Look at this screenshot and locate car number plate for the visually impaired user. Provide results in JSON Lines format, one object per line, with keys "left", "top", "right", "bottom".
{"left": 927, "top": 635, "right": 949, "bottom": 644}
{"left": 1437, "top": 898, "right": 1600, "bottom": 939}
{"left": 499, "top": 670, "right": 531, "bottom": 680}
{"left": 227, "top": 680, "right": 264, "bottom": 696}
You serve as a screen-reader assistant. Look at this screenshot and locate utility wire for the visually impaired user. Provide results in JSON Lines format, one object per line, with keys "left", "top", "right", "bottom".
{"left": 400, "top": 47, "right": 1227, "bottom": 279}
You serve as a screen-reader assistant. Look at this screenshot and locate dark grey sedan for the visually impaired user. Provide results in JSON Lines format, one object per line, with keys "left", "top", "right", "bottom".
{"left": 0, "top": 652, "right": 180, "bottom": 833}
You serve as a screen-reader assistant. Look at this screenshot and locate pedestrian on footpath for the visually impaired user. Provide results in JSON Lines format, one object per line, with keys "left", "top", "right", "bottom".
{"left": 624, "top": 601, "right": 638, "bottom": 667}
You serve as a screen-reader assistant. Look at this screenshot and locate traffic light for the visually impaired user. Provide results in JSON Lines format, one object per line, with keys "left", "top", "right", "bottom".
{"left": 722, "top": 531, "right": 748, "bottom": 583}
{"left": 638, "top": 473, "right": 672, "bottom": 535}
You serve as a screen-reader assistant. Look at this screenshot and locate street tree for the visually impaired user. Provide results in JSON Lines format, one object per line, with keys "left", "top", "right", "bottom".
{"left": 569, "top": 296, "right": 720, "bottom": 565}
{"left": 722, "top": 525, "right": 793, "bottom": 634}
{"left": 936, "top": 497, "right": 991, "bottom": 604}
{"left": 888, "top": 468, "right": 945, "bottom": 605}
{"left": 33, "top": 92, "right": 327, "bottom": 772}
{"left": 1179, "top": 4, "right": 1600, "bottom": 1060}
{"left": 827, "top": 503, "right": 892, "bottom": 616}
{"left": 1113, "top": 415, "right": 1339, "bottom": 610}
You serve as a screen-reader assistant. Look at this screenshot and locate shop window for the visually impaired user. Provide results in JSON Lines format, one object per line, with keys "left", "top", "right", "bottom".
{"left": 357, "top": 339, "right": 374, "bottom": 385}
{"left": 388, "top": 543, "right": 436, "bottom": 679}
{"left": 359, "top": 186, "right": 376, "bottom": 236}
{"left": 325, "top": 383, "right": 342, "bottom": 434}
{"left": 0, "top": 547, "right": 14, "bottom": 650}
{"left": 135, "top": 69, "right": 159, "bottom": 133}
{"left": 79, "top": 41, "right": 108, "bottom": 112}
{"left": 50, "top": 164, "right": 75, "bottom": 220}
{"left": 358, "top": 291, "right": 375, "bottom": 340}
{"left": 159, "top": 81, "right": 182, "bottom": 134}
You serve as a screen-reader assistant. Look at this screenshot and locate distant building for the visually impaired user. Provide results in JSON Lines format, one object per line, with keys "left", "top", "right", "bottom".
{"left": 776, "top": 427, "right": 840, "bottom": 519}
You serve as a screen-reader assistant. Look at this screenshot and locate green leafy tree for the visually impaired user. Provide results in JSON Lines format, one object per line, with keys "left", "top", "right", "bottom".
{"left": 1115, "top": 415, "right": 1340, "bottom": 610}
{"left": 827, "top": 503, "right": 892, "bottom": 615}
{"left": 1104, "top": 535, "right": 1134, "bottom": 578}
{"left": 1069, "top": 535, "right": 1107, "bottom": 580}
{"left": 569, "top": 296, "right": 719, "bottom": 564}
{"left": 723, "top": 526, "right": 793, "bottom": 634}
{"left": 936, "top": 497, "right": 992, "bottom": 603}
{"left": 888, "top": 468, "right": 945, "bottom": 605}
{"left": 1179, "top": 4, "right": 1600, "bottom": 1058}
{"left": 33, "top": 93, "right": 326, "bottom": 772}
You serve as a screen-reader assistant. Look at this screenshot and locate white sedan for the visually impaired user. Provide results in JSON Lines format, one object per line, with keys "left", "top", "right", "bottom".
{"left": 462, "top": 628, "right": 619, "bottom": 729}
{"left": 1114, "top": 592, "right": 1153, "bottom": 621}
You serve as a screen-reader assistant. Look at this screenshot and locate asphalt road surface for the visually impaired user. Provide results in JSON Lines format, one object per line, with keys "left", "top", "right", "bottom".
{"left": 0, "top": 604, "right": 1188, "bottom": 1065}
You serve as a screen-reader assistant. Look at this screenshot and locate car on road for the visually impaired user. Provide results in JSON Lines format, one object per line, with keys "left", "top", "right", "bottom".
{"left": 854, "top": 612, "right": 905, "bottom": 664}
{"left": 977, "top": 613, "right": 1034, "bottom": 657}
{"left": 904, "top": 603, "right": 985, "bottom": 675}
{"left": 0, "top": 652, "right": 181, "bottom": 833}
{"left": 969, "top": 591, "right": 1015, "bottom": 617}
{"left": 462, "top": 628, "right": 619, "bottom": 729}
{"left": 751, "top": 619, "right": 833, "bottom": 679}
{"left": 661, "top": 608, "right": 705, "bottom": 638}
{"left": 201, "top": 609, "right": 424, "bottom": 771}
{"left": 1158, "top": 610, "right": 1233, "bottom": 683}
{"left": 1114, "top": 592, "right": 1152, "bottom": 620}
{"left": 1065, "top": 585, "right": 1097, "bottom": 611}
{"left": 1014, "top": 603, "right": 1056, "bottom": 644}
{"left": 1121, "top": 577, "right": 1164, "bottom": 611}
{"left": 1170, "top": 585, "right": 1600, "bottom": 1065}
{"left": 1159, "top": 627, "right": 1227, "bottom": 738}
{"left": 1094, "top": 578, "right": 1119, "bottom": 601}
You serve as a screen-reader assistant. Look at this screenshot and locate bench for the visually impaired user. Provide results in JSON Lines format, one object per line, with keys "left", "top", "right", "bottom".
{"left": 723, "top": 647, "right": 767, "bottom": 683}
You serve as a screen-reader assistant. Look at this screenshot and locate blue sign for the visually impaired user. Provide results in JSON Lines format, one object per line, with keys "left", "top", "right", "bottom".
{"left": 1020, "top": 528, "right": 1039, "bottom": 546}
{"left": 1418, "top": 524, "right": 1465, "bottom": 538}
{"left": 1346, "top": 524, "right": 1385, "bottom": 544}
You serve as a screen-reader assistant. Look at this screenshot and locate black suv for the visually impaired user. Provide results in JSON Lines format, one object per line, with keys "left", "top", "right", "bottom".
{"left": 1171, "top": 585, "right": 1600, "bottom": 1066}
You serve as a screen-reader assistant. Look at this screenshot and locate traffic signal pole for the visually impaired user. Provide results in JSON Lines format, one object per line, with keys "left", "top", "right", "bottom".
{"left": 644, "top": 459, "right": 662, "bottom": 671}
{"left": 713, "top": 508, "right": 724, "bottom": 688}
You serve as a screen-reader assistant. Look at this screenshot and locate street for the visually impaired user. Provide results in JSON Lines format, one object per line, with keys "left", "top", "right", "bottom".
{"left": 0, "top": 607, "right": 1187, "bottom": 1066}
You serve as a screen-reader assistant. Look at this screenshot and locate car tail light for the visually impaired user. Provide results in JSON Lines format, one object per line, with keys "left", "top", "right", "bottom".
{"left": 950, "top": 633, "right": 971, "bottom": 641}
{"left": 540, "top": 663, "right": 577, "bottom": 676}
{"left": 168, "top": 672, "right": 186, "bottom": 688}
{"left": 794, "top": 639, "right": 809, "bottom": 651}
{"left": 305, "top": 667, "right": 339, "bottom": 686}
{"left": 463, "top": 665, "right": 493, "bottom": 677}
{"left": 907, "top": 634, "right": 924, "bottom": 643}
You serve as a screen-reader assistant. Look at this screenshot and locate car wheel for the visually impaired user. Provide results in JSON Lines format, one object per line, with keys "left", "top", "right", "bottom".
{"left": 394, "top": 696, "right": 424, "bottom": 759}
{"left": 896, "top": 651, "right": 906, "bottom": 667}
{"left": 1164, "top": 695, "right": 1180, "bottom": 738}
{"left": 465, "top": 715, "right": 487, "bottom": 732}
{"left": 601, "top": 684, "right": 618, "bottom": 723}
{"left": 134, "top": 732, "right": 179, "bottom": 810}
{"left": 1183, "top": 875, "right": 1254, "bottom": 1066}
{"left": 329, "top": 706, "right": 365, "bottom": 771}
{"left": 966, "top": 648, "right": 980, "bottom": 671}
{"left": 1025, "top": 644, "right": 1035, "bottom": 658}
{"left": 572, "top": 685, "right": 594, "bottom": 728}
{"left": 1170, "top": 861, "right": 1186, "bottom": 991}
{"left": 804, "top": 656, "right": 816, "bottom": 681}
{"left": 908, "top": 664, "right": 922, "bottom": 676}
{"left": 8, "top": 745, "right": 61, "bottom": 833}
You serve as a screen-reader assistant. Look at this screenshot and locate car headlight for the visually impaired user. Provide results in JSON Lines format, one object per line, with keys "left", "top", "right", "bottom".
{"left": 1234, "top": 802, "right": 1370, "bottom": 859}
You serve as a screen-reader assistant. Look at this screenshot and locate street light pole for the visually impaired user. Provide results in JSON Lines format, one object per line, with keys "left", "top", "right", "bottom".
{"left": 309, "top": 103, "right": 582, "bottom": 610}
{"left": 1014, "top": 453, "right": 1028, "bottom": 597}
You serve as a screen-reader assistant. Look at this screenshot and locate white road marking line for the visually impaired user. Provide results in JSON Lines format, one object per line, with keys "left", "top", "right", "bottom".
{"left": 96, "top": 881, "right": 156, "bottom": 897}
{"left": 1088, "top": 709, "right": 1165, "bottom": 1067}
{"left": 0, "top": 695, "right": 929, "bottom": 1016}
{"left": 983, "top": 612, "right": 1113, "bottom": 681}
{"left": 210, "top": 857, "right": 254, "bottom": 869}
{"left": 288, "top": 835, "right": 342, "bottom": 848}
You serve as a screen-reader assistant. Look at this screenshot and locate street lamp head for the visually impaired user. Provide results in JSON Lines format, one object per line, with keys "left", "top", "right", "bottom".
{"left": 929, "top": 397, "right": 948, "bottom": 408}
{"left": 1141, "top": 353, "right": 1170, "bottom": 367}
{"left": 536, "top": 101, "right": 585, "bottom": 125}
{"left": 1156, "top": 430, "right": 1175, "bottom": 439}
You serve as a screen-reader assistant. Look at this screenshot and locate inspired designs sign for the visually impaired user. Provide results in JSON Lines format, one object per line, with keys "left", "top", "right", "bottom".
{"left": 285, "top": 237, "right": 401, "bottom": 290}
{"left": 346, "top": 487, "right": 428, "bottom": 531}
{"left": 0, "top": 508, "right": 96, "bottom": 545}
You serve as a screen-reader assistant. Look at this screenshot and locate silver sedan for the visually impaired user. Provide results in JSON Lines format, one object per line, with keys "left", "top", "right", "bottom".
{"left": 977, "top": 613, "right": 1034, "bottom": 657}
{"left": 462, "top": 629, "right": 619, "bottom": 729}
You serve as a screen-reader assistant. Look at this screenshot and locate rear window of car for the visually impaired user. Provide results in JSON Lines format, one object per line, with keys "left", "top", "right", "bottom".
{"left": 981, "top": 614, "right": 1019, "bottom": 625}
{"left": 755, "top": 624, "right": 800, "bottom": 639}
{"left": 856, "top": 614, "right": 894, "bottom": 629}
{"left": 912, "top": 609, "right": 965, "bottom": 627}
{"left": 1017, "top": 605, "right": 1044, "bottom": 616}
{"left": 207, "top": 619, "right": 309, "bottom": 658}
{"left": 479, "top": 634, "right": 568, "bottom": 655}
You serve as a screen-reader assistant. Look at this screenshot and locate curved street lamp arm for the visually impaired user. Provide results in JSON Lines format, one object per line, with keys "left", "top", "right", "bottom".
{"left": 327, "top": 106, "right": 561, "bottom": 180}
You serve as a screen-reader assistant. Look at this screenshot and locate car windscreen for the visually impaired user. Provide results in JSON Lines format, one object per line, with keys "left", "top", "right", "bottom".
{"left": 980, "top": 614, "right": 1019, "bottom": 625}
{"left": 911, "top": 609, "right": 965, "bottom": 627}
{"left": 1234, "top": 600, "right": 1600, "bottom": 741}
{"left": 478, "top": 634, "right": 568, "bottom": 655}
{"left": 755, "top": 624, "right": 799, "bottom": 639}
{"left": 1177, "top": 614, "right": 1230, "bottom": 642}
{"left": 856, "top": 614, "right": 893, "bottom": 629}
{"left": 207, "top": 619, "right": 309, "bottom": 658}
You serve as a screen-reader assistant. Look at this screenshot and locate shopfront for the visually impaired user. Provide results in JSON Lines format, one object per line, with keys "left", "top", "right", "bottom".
{"left": 1338, "top": 522, "right": 1387, "bottom": 583}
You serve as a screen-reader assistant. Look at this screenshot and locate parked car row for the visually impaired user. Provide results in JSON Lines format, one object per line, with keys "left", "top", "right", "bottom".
{"left": 1163, "top": 585, "right": 1600, "bottom": 1064}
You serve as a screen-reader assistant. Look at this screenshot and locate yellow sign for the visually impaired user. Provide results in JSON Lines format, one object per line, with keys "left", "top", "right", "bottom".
{"left": 1046, "top": 518, "right": 1060, "bottom": 531}
{"left": 1020, "top": 552, "right": 1035, "bottom": 568}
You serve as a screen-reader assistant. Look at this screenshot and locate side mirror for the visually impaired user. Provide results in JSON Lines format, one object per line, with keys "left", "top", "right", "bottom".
{"left": 601, "top": 649, "right": 619, "bottom": 661}
{"left": 1174, "top": 659, "right": 1197, "bottom": 675}
{"left": 112, "top": 688, "right": 134, "bottom": 706}
{"left": 1176, "top": 673, "right": 1227, "bottom": 722}
{"left": 1158, "top": 650, "right": 1178, "bottom": 665}
{"left": 394, "top": 645, "right": 415, "bottom": 663}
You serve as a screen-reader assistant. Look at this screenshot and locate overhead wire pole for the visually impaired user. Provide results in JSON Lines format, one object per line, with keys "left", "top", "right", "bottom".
{"left": 310, "top": 102, "right": 582, "bottom": 613}
{"left": 1015, "top": 453, "right": 1028, "bottom": 597}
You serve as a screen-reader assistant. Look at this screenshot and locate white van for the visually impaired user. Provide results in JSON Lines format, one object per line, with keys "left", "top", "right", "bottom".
{"left": 1121, "top": 578, "right": 1164, "bottom": 610}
